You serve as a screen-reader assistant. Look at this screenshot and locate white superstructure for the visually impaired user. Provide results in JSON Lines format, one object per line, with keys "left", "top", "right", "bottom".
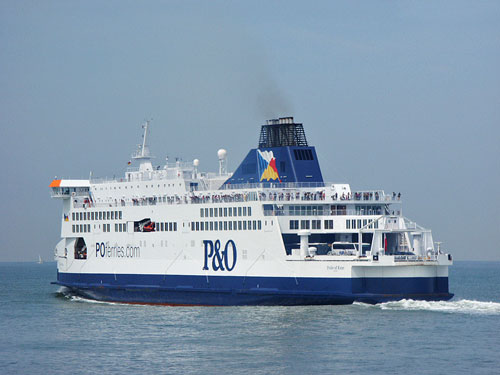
{"left": 50, "top": 118, "right": 453, "bottom": 305}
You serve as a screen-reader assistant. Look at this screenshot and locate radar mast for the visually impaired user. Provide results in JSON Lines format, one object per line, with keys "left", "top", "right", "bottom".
{"left": 132, "top": 120, "right": 154, "bottom": 172}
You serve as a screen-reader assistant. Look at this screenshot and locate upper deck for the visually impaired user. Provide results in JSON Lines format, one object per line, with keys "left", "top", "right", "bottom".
{"left": 50, "top": 117, "right": 402, "bottom": 210}
{"left": 68, "top": 180, "right": 401, "bottom": 211}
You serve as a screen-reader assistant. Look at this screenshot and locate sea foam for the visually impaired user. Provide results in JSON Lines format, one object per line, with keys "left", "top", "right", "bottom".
{"left": 356, "top": 299, "right": 500, "bottom": 315}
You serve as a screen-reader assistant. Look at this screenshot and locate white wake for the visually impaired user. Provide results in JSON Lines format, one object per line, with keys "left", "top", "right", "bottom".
{"left": 356, "top": 299, "right": 500, "bottom": 315}
{"left": 56, "top": 287, "right": 123, "bottom": 305}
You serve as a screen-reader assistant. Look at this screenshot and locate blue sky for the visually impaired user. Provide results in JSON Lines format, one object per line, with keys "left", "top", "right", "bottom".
{"left": 1, "top": 1, "right": 499, "bottom": 261}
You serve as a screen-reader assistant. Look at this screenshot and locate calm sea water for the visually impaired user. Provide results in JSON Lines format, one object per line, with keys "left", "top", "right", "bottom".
{"left": 0, "top": 261, "right": 499, "bottom": 375}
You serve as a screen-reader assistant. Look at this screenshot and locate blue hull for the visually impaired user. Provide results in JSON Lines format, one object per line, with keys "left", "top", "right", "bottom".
{"left": 53, "top": 272, "right": 453, "bottom": 305}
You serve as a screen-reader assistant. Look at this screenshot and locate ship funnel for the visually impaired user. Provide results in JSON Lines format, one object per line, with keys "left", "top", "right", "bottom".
{"left": 224, "top": 117, "right": 323, "bottom": 185}
{"left": 259, "top": 117, "right": 308, "bottom": 148}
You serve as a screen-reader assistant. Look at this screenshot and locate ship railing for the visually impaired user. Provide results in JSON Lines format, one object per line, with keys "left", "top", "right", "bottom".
{"left": 73, "top": 195, "right": 401, "bottom": 210}
{"left": 328, "top": 249, "right": 357, "bottom": 256}
{"left": 263, "top": 209, "right": 387, "bottom": 217}
{"left": 72, "top": 187, "right": 401, "bottom": 209}
{"left": 394, "top": 254, "right": 438, "bottom": 262}
{"left": 221, "top": 182, "right": 401, "bottom": 201}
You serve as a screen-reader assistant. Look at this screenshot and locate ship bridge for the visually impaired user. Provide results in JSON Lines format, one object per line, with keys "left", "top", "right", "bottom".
{"left": 49, "top": 179, "right": 90, "bottom": 198}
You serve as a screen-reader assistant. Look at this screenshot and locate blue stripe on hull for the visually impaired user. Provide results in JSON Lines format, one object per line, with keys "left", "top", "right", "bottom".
{"left": 54, "top": 272, "right": 453, "bottom": 306}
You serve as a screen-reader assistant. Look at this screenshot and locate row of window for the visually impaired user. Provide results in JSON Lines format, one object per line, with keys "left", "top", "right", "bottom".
{"left": 71, "top": 222, "right": 178, "bottom": 234}
{"left": 355, "top": 205, "right": 383, "bottom": 215}
{"left": 154, "top": 222, "right": 178, "bottom": 232}
{"left": 97, "top": 182, "right": 184, "bottom": 191}
{"left": 288, "top": 205, "right": 324, "bottom": 216}
{"left": 289, "top": 219, "right": 334, "bottom": 230}
{"left": 346, "top": 219, "right": 379, "bottom": 229}
{"left": 200, "top": 206, "right": 252, "bottom": 218}
{"left": 115, "top": 223, "right": 127, "bottom": 232}
{"left": 73, "top": 224, "right": 91, "bottom": 233}
{"left": 287, "top": 205, "right": 383, "bottom": 216}
{"left": 72, "top": 211, "right": 123, "bottom": 221}
{"left": 191, "top": 220, "right": 262, "bottom": 232}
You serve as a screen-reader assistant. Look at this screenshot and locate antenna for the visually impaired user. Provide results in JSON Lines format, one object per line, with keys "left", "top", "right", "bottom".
{"left": 435, "top": 242, "right": 443, "bottom": 254}
{"left": 218, "top": 149, "right": 227, "bottom": 175}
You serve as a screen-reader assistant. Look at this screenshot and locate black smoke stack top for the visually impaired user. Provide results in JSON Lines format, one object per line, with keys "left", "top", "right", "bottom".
{"left": 258, "top": 117, "right": 308, "bottom": 148}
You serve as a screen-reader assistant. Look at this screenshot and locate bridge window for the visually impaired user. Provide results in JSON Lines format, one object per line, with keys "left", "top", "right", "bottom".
{"left": 324, "top": 220, "right": 334, "bottom": 229}
{"left": 300, "top": 220, "right": 310, "bottom": 230}
{"left": 289, "top": 220, "right": 299, "bottom": 230}
{"left": 312, "top": 220, "right": 321, "bottom": 229}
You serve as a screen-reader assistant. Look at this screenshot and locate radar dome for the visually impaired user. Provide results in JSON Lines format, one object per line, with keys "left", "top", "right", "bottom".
{"left": 217, "top": 149, "right": 227, "bottom": 160}
{"left": 193, "top": 159, "right": 200, "bottom": 167}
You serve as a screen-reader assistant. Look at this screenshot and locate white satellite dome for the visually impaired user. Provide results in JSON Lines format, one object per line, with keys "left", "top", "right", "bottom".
{"left": 217, "top": 149, "right": 227, "bottom": 160}
{"left": 193, "top": 159, "right": 200, "bottom": 167}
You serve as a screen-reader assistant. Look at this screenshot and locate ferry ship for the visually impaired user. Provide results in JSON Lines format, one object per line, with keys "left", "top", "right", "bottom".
{"left": 50, "top": 117, "right": 453, "bottom": 305}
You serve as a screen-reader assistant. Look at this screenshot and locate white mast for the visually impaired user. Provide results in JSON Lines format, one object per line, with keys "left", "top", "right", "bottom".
{"left": 141, "top": 120, "right": 149, "bottom": 158}
{"left": 132, "top": 120, "right": 154, "bottom": 172}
